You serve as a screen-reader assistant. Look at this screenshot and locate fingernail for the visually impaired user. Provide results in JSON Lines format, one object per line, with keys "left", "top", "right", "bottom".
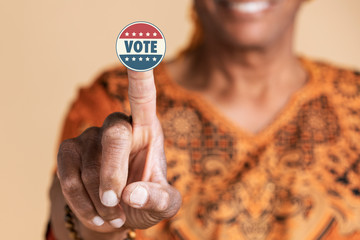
{"left": 92, "top": 216, "right": 105, "bottom": 226}
{"left": 101, "top": 190, "right": 119, "bottom": 207}
{"left": 130, "top": 185, "right": 148, "bottom": 207}
{"left": 110, "top": 218, "right": 124, "bottom": 228}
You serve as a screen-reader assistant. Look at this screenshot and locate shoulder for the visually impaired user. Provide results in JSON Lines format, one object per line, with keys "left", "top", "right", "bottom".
{"left": 304, "top": 58, "right": 360, "bottom": 144}
{"left": 306, "top": 58, "right": 360, "bottom": 95}
{"left": 327, "top": 63, "right": 360, "bottom": 99}
{"left": 300, "top": 58, "right": 360, "bottom": 114}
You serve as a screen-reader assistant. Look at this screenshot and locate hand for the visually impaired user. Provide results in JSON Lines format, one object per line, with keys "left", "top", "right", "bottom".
{"left": 56, "top": 69, "right": 181, "bottom": 233}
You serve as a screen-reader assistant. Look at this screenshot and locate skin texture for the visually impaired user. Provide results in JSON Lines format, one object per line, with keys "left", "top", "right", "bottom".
{"left": 51, "top": 0, "right": 309, "bottom": 238}
{"left": 53, "top": 70, "right": 181, "bottom": 239}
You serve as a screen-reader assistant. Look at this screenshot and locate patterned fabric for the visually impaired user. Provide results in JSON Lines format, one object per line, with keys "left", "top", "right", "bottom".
{"left": 50, "top": 58, "right": 360, "bottom": 240}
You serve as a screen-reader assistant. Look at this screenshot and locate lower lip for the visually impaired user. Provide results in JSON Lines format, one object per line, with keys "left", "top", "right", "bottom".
{"left": 216, "top": 0, "right": 277, "bottom": 20}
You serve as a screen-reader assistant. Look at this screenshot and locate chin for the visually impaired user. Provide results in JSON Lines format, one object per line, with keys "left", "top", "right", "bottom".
{"left": 207, "top": 18, "right": 281, "bottom": 50}
{"left": 222, "top": 24, "right": 276, "bottom": 49}
{"left": 194, "top": 0, "right": 302, "bottom": 50}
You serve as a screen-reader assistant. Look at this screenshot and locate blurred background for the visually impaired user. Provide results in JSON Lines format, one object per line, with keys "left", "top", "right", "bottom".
{"left": 0, "top": 0, "right": 359, "bottom": 239}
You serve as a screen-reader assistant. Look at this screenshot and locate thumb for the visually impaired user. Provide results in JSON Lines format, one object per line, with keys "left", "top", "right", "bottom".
{"left": 122, "top": 181, "right": 181, "bottom": 218}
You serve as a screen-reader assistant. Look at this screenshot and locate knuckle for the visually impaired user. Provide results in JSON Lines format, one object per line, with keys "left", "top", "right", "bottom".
{"left": 57, "top": 139, "right": 81, "bottom": 168}
{"left": 79, "top": 127, "right": 101, "bottom": 143}
{"left": 61, "top": 176, "right": 82, "bottom": 195}
{"left": 128, "top": 92, "right": 156, "bottom": 105}
{"left": 103, "top": 141, "right": 128, "bottom": 156}
{"left": 102, "top": 125, "right": 132, "bottom": 152}
{"left": 81, "top": 126, "right": 100, "bottom": 137}
{"left": 81, "top": 170, "right": 96, "bottom": 187}
{"left": 157, "top": 190, "right": 170, "bottom": 212}
{"left": 167, "top": 189, "right": 182, "bottom": 217}
{"left": 101, "top": 170, "right": 124, "bottom": 187}
{"left": 102, "top": 112, "right": 132, "bottom": 130}
{"left": 58, "top": 139, "right": 77, "bottom": 156}
{"left": 103, "top": 124, "right": 131, "bottom": 141}
{"left": 105, "top": 171, "right": 118, "bottom": 182}
{"left": 82, "top": 159, "right": 101, "bottom": 172}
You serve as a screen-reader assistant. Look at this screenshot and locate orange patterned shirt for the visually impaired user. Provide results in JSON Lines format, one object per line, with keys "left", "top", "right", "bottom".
{"left": 52, "top": 57, "right": 360, "bottom": 240}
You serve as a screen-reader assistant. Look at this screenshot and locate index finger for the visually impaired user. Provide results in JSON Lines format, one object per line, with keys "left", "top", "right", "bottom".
{"left": 127, "top": 69, "right": 157, "bottom": 126}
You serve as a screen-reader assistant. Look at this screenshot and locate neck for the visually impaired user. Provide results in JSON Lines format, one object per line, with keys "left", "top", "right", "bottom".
{"left": 180, "top": 25, "right": 306, "bottom": 102}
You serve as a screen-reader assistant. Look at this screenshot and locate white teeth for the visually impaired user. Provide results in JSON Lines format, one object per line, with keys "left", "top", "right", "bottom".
{"left": 229, "top": 1, "right": 270, "bottom": 14}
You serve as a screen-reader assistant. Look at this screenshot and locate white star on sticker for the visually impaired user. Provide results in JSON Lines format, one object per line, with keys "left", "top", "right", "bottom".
{"left": 132, "top": 32, "right": 136, "bottom": 36}
{"left": 125, "top": 57, "right": 129, "bottom": 61}
{"left": 125, "top": 32, "right": 129, "bottom": 36}
{"left": 146, "top": 57, "right": 150, "bottom": 61}
{"left": 153, "top": 32, "right": 157, "bottom": 37}
{"left": 153, "top": 57, "right": 157, "bottom": 61}
{"left": 146, "top": 32, "right": 150, "bottom": 36}
{"left": 132, "top": 57, "right": 136, "bottom": 61}
{"left": 139, "top": 32, "right": 143, "bottom": 36}
{"left": 139, "top": 57, "right": 143, "bottom": 61}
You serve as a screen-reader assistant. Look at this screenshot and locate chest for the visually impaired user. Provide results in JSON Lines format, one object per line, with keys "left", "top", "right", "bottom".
{"left": 155, "top": 97, "right": 360, "bottom": 239}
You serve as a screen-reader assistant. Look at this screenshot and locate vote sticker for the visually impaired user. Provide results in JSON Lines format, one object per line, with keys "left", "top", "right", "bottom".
{"left": 116, "top": 21, "right": 166, "bottom": 72}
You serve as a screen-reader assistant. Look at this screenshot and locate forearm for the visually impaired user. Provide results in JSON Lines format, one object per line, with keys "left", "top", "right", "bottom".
{"left": 49, "top": 175, "right": 128, "bottom": 240}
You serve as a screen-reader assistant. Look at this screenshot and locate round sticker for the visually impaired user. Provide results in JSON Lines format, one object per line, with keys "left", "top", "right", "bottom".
{"left": 116, "top": 21, "right": 166, "bottom": 72}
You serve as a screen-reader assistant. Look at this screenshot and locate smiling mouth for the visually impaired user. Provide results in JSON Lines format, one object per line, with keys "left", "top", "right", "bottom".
{"left": 216, "top": 0, "right": 272, "bottom": 14}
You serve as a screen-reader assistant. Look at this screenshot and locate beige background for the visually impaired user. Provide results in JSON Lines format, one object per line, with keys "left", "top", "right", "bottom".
{"left": 0, "top": 0, "right": 359, "bottom": 239}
